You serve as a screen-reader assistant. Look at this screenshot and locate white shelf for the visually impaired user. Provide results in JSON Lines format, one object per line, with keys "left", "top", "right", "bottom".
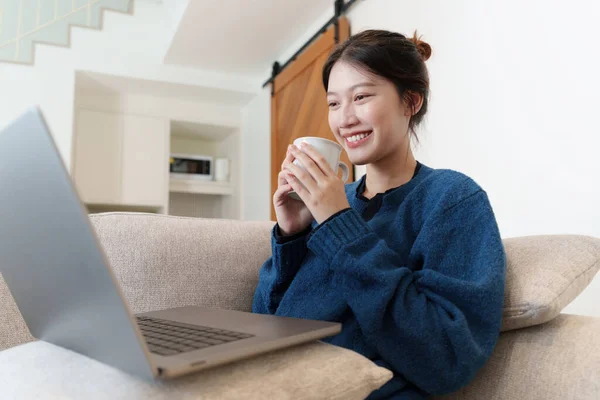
{"left": 171, "top": 120, "right": 237, "bottom": 141}
{"left": 169, "top": 179, "right": 234, "bottom": 195}
{"left": 85, "top": 203, "right": 163, "bottom": 214}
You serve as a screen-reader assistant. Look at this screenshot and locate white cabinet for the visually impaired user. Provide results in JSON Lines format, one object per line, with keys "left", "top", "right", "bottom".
{"left": 74, "top": 111, "right": 122, "bottom": 204}
{"left": 73, "top": 110, "right": 168, "bottom": 211}
{"left": 121, "top": 116, "right": 169, "bottom": 207}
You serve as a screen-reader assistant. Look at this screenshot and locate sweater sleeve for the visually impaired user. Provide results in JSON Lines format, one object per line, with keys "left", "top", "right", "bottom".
{"left": 252, "top": 224, "right": 312, "bottom": 315}
{"left": 307, "top": 190, "right": 506, "bottom": 396}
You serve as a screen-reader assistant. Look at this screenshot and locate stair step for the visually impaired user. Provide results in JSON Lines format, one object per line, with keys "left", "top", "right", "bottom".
{"left": 0, "top": 0, "right": 132, "bottom": 64}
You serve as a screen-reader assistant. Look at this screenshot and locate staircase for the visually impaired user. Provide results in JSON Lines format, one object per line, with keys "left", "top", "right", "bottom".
{"left": 0, "top": 0, "right": 133, "bottom": 65}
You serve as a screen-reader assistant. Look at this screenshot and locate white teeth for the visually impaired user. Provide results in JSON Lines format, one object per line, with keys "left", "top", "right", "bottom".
{"left": 347, "top": 132, "right": 370, "bottom": 143}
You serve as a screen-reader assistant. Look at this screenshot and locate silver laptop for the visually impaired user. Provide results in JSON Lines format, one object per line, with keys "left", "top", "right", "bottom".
{"left": 0, "top": 106, "right": 341, "bottom": 379}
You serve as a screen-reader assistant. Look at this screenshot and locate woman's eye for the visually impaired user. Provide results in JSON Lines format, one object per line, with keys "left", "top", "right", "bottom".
{"left": 354, "top": 94, "right": 369, "bottom": 102}
{"left": 328, "top": 101, "right": 339, "bottom": 108}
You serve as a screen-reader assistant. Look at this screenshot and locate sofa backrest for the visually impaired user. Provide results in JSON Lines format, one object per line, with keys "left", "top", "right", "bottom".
{"left": 2, "top": 211, "right": 599, "bottom": 352}
{"left": 0, "top": 213, "right": 274, "bottom": 350}
{"left": 89, "top": 213, "right": 275, "bottom": 314}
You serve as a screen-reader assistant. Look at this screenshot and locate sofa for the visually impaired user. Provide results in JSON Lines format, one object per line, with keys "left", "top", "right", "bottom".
{"left": 1, "top": 212, "right": 599, "bottom": 399}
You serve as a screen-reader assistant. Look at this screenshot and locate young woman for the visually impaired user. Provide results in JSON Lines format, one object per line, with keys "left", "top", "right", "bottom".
{"left": 253, "top": 30, "right": 506, "bottom": 400}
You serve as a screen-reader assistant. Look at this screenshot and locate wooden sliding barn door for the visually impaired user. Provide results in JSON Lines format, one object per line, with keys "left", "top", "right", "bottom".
{"left": 270, "top": 17, "right": 353, "bottom": 220}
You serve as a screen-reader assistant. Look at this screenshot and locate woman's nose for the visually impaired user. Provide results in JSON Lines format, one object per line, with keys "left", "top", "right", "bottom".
{"left": 340, "top": 105, "right": 359, "bottom": 128}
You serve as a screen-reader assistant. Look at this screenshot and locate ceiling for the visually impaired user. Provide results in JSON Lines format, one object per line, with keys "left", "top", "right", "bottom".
{"left": 163, "top": 0, "right": 334, "bottom": 78}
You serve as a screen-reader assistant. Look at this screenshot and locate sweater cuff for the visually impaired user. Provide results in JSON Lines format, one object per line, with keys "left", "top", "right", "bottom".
{"left": 314, "top": 208, "right": 352, "bottom": 232}
{"left": 307, "top": 209, "right": 371, "bottom": 266}
{"left": 274, "top": 223, "right": 312, "bottom": 244}
{"left": 271, "top": 225, "right": 310, "bottom": 276}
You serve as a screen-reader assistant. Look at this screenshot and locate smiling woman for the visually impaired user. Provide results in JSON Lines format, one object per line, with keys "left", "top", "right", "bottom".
{"left": 254, "top": 29, "right": 507, "bottom": 400}
{"left": 323, "top": 30, "right": 431, "bottom": 172}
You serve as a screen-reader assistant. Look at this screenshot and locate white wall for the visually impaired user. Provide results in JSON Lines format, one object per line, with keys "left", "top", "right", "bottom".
{"left": 0, "top": 48, "right": 75, "bottom": 169}
{"left": 264, "top": 0, "right": 600, "bottom": 316}
{"left": 241, "top": 88, "right": 272, "bottom": 221}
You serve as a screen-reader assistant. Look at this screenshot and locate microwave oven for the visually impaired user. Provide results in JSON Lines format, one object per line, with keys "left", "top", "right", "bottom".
{"left": 170, "top": 153, "right": 213, "bottom": 181}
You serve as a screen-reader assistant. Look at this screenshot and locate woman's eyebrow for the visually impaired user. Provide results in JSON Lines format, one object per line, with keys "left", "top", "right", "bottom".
{"left": 326, "top": 82, "right": 377, "bottom": 96}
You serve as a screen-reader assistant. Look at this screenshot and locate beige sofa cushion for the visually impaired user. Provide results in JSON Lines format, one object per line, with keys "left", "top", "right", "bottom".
{"left": 88, "top": 213, "right": 275, "bottom": 314}
{"left": 0, "top": 340, "right": 392, "bottom": 400}
{"left": 0, "top": 274, "right": 35, "bottom": 350}
{"left": 436, "top": 314, "right": 600, "bottom": 399}
{"left": 501, "top": 235, "right": 600, "bottom": 331}
{"left": 0, "top": 212, "right": 279, "bottom": 351}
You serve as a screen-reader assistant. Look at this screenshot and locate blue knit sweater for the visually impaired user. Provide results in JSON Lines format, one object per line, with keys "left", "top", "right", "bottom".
{"left": 252, "top": 163, "right": 506, "bottom": 399}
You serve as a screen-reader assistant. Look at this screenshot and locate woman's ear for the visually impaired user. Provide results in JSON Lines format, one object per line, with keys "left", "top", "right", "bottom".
{"left": 403, "top": 91, "right": 424, "bottom": 117}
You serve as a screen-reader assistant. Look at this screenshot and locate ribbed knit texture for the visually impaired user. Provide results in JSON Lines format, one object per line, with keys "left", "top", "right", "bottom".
{"left": 253, "top": 164, "right": 506, "bottom": 399}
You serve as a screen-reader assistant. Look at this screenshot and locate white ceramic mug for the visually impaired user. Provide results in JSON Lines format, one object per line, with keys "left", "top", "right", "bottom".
{"left": 288, "top": 136, "right": 349, "bottom": 201}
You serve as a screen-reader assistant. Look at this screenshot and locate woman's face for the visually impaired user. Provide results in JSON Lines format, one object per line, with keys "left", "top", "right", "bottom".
{"left": 326, "top": 61, "right": 412, "bottom": 166}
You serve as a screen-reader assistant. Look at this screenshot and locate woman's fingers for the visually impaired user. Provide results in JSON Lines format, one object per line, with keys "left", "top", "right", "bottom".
{"left": 289, "top": 145, "right": 328, "bottom": 184}
{"left": 278, "top": 169, "right": 291, "bottom": 187}
{"left": 295, "top": 143, "right": 336, "bottom": 177}
{"left": 285, "top": 171, "right": 309, "bottom": 203}
{"left": 282, "top": 146, "right": 296, "bottom": 167}
{"left": 278, "top": 146, "right": 296, "bottom": 186}
{"left": 284, "top": 161, "right": 318, "bottom": 194}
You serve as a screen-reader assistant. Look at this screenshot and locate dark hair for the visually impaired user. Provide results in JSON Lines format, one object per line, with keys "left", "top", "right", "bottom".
{"left": 322, "top": 30, "right": 432, "bottom": 140}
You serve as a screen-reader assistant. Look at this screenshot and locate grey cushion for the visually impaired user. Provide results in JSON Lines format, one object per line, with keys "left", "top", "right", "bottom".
{"left": 0, "top": 340, "right": 392, "bottom": 400}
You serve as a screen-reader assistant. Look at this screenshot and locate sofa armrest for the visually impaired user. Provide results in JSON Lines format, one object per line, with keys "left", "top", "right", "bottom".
{"left": 436, "top": 314, "right": 600, "bottom": 400}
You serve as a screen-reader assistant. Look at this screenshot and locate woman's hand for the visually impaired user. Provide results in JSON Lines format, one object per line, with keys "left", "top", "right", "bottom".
{"left": 284, "top": 143, "right": 351, "bottom": 224}
{"left": 273, "top": 146, "right": 315, "bottom": 236}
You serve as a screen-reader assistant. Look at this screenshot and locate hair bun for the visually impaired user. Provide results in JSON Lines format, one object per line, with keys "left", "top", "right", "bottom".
{"left": 410, "top": 31, "right": 432, "bottom": 61}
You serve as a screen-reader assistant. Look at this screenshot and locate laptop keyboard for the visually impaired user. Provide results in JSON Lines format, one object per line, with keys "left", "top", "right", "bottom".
{"left": 136, "top": 316, "right": 254, "bottom": 356}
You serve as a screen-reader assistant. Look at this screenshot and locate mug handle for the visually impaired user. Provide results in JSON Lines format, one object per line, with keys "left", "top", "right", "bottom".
{"left": 338, "top": 161, "right": 349, "bottom": 182}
